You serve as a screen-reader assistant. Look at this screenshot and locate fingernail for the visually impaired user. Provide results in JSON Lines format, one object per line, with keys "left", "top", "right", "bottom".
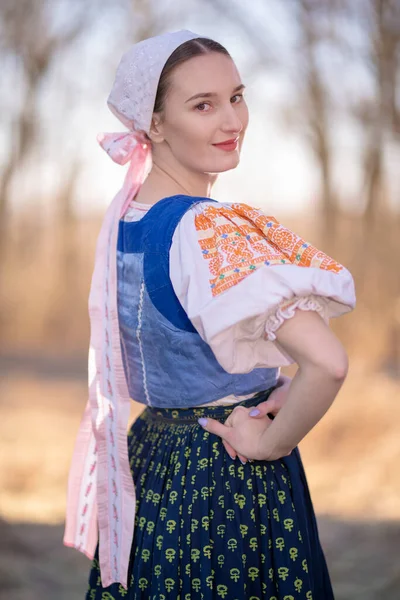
{"left": 239, "top": 458, "right": 246, "bottom": 465}
{"left": 198, "top": 418, "right": 208, "bottom": 427}
{"left": 229, "top": 454, "right": 236, "bottom": 461}
{"left": 249, "top": 408, "right": 260, "bottom": 416}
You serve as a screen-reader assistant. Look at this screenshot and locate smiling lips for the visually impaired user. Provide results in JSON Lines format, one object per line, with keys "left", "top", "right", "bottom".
{"left": 212, "top": 137, "right": 239, "bottom": 151}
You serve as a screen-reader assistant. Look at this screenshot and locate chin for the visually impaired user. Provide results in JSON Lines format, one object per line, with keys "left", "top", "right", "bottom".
{"left": 220, "top": 155, "right": 241, "bottom": 172}
{"left": 207, "top": 154, "right": 241, "bottom": 174}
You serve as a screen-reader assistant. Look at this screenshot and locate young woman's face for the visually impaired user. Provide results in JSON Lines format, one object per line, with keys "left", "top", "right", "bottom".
{"left": 153, "top": 52, "right": 249, "bottom": 173}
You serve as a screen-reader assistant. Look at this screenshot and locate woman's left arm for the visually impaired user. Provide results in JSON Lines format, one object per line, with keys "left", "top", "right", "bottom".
{"left": 170, "top": 202, "right": 355, "bottom": 461}
{"left": 200, "top": 310, "right": 348, "bottom": 462}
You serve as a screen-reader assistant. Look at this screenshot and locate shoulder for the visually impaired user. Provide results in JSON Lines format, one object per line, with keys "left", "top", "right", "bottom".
{"left": 177, "top": 200, "right": 269, "bottom": 235}
{"left": 180, "top": 200, "right": 278, "bottom": 229}
{"left": 176, "top": 199, "right": 280, "bottom": 254}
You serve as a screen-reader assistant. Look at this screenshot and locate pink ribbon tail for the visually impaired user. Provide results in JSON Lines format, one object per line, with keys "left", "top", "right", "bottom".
{"left": 64, "top": 130, "right": 152, "bottom": 588}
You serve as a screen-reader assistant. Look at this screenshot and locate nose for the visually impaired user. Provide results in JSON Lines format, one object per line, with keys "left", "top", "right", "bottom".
{"left": 220, "top": 102, "right": 243, "bottom": 135}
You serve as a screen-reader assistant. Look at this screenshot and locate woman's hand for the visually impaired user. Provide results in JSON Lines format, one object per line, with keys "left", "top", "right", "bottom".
{"left": 198, "top": 405, "right": 274, "bottom": 462}
{"left": 223, "top": 376, "right": 292, "bottom": 462}
{"left": 198, "top": 376, "right": 293, "bottom": 463}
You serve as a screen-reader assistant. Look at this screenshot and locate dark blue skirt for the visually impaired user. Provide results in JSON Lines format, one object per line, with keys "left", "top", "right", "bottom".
{"left": 85, "top": 389, "right": 334, "bottom": 599}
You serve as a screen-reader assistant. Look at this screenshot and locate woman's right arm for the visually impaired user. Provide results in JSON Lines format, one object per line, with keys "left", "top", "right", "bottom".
{"left": 257, "top": 309, "right": 348, "bottom": 460}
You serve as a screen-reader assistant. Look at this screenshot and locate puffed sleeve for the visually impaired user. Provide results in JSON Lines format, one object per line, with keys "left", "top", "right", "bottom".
{"left": 169, "top": 201, "right": 356, "bottom": 373}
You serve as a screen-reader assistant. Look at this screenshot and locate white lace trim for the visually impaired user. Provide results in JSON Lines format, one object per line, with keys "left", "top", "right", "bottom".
{"left": 265, "top": 295, "right": 328, "bottom": 341}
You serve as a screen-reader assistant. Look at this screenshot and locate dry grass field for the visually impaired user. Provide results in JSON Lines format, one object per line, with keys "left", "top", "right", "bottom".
{"left": 0, "top": 352, "right": 399, "bottom": 600}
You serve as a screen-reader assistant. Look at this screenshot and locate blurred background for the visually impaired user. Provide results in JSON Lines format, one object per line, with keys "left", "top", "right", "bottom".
{"left": 0, "top": 0, "right": 399, "bottom": 598}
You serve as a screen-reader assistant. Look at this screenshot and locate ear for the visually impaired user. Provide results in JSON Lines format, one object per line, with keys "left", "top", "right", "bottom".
{"left": 148, "top": 112, "right": 165, "bottom": 144}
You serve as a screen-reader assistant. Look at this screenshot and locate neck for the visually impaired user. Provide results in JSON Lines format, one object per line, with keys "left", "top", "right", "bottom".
{"left": 134, "top": 151, "right": 218, "bottom": 205}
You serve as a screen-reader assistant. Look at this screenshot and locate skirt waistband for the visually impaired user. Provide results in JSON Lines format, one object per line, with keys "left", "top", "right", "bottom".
{"left": 142, "top": 387, "right": 276, "bottom": 425}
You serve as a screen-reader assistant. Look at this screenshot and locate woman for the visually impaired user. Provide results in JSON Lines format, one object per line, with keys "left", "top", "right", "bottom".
{"left": 64, "top": 30, "right": 355, "bottom": 599}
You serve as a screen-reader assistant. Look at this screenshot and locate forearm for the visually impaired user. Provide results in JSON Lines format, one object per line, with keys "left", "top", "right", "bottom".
{"left": 258, "top": 364, "right": 346, "bottom": 460}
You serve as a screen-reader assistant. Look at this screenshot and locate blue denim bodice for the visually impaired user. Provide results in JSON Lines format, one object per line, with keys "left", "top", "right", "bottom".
{"left": 117, "top": 194, "right": 279, "bottom": 408}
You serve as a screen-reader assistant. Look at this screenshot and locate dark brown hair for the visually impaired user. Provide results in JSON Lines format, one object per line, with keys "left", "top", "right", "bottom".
{"left": 153, "top": 37, "right": 231, "bottom": 115}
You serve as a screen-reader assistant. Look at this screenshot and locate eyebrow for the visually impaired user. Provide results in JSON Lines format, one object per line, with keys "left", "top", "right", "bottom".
{"left": 185, "top": 83, "right": 246, "bottom": 103}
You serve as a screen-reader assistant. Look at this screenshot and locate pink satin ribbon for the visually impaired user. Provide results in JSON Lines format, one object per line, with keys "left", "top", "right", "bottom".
{"left": 63, "top": 130, "right": 152, "bottom": 589}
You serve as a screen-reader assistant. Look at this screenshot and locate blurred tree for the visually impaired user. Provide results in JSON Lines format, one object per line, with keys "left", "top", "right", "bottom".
{"left": 344, "top": 0, "right": 400, "bottom": 375}
{"left": 295, "top": 0, "right": 338, "bottom": 242}
{"left": 0, "top": 0, "right": 100, "bottom": 339}
{"left": 0, "top": 0, "right": 97, "bottom": 256}
{"left": 352, "top": 0, "right": 400, "bottom": 227}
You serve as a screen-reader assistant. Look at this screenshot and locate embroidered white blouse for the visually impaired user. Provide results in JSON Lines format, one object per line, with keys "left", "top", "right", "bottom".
{"left": 124, "top": 198, "right": 356, "bottom": 406}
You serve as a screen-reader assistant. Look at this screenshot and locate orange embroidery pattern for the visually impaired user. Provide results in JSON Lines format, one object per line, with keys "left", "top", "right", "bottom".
{"left": 195, "top": 203, "right": 344, "bottom": 297}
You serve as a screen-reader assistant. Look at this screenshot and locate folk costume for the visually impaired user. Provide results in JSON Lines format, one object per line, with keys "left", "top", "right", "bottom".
{"left": 63, "top": 30, "right": 356, "bottom": 600}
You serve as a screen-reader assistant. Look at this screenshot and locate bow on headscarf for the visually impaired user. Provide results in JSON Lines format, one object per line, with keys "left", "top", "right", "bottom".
{"left": 63, "top": 130, "right": 151, "bottom": 588}
{"left": 97, "top": 131, "right": 150, "bottom": 196}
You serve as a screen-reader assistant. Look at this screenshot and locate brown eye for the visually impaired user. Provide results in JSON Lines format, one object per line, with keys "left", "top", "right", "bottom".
{"left": 195, "top": 102, "right": 211, "bottom": 112}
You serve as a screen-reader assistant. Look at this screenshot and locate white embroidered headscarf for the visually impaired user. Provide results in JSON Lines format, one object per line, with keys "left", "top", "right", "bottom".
{"left": 63, "top": 29, "right": 202, "bottom": 589}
